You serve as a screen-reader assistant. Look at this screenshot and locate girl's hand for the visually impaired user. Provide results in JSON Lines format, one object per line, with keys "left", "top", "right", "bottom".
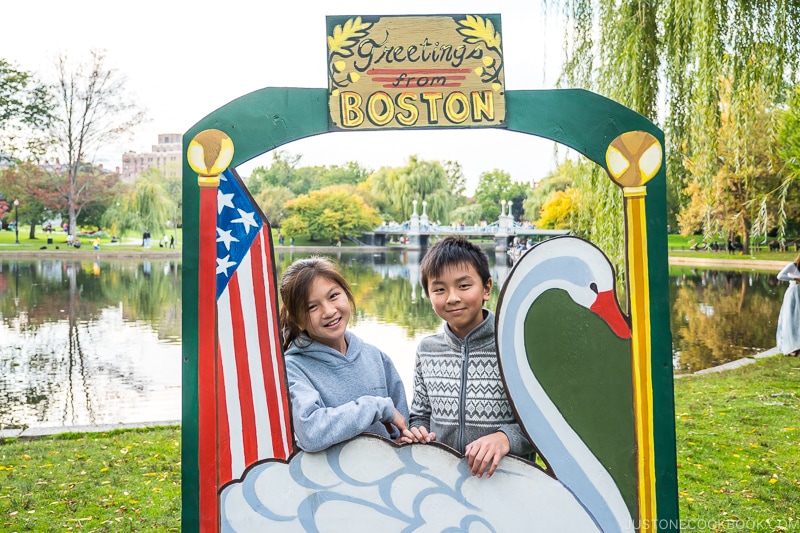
{"left": 386, "top": 409, "right": 415, "bottom": 443}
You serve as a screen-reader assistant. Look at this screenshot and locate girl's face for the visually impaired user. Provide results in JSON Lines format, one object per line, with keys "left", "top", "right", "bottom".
{"left": 302, "top": 275, "right": 351, "bottom": 354}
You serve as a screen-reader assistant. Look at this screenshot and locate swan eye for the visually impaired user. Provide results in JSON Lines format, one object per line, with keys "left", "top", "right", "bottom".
{"left": 589, "top": 282, "right": 598, "bottom": 294}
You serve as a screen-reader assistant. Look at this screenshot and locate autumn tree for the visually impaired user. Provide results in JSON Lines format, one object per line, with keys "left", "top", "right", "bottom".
{"left": 522, "top": 159, "right": 582, "bottom": 223}
{"left": 536, "top": 187, "right": 581, "bottom": 230}
{"left": 0, "top": 162, "right": 61, "bottom": 237}
{"left": 678, "top": 80, "right": 784, "bottom": 252}
{"left": 548, "top": 1, "right": 800, "bottom": 256}
{"left": 281, "top": 185, "right": 381, "bottom": 242}
{"left": 50, "top": 50, "right": 145, "bottom": 237}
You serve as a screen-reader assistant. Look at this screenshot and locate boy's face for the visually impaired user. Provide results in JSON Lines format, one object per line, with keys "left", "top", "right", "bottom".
{"left": 427, "top": 261, "right": 492, "bottom": 339}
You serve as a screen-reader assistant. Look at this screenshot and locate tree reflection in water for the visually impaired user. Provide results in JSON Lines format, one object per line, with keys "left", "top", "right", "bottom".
{"left": 0, "top": 259, "right": 182, "bottom": 429}
{"left": 669, "top": 267, "right": 781, "bottom": 374}
{"left": 0, "top": 255, "right": 784, "bottom": 429}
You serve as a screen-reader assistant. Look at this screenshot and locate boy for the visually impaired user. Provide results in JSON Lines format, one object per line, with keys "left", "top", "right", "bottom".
{"left": 409, "top": 236, "right": 534, "bottom": 478}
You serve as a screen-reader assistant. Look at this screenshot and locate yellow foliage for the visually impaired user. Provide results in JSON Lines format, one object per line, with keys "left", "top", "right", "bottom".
{"left": 535, "top": 187, "right": 581, "bottom": 229}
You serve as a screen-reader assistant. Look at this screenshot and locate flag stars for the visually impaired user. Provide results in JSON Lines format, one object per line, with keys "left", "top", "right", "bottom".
{"left": 216, "top": 255, "right": 237, "bottom": 276}
{"left": 216, "top": 227, "right": 239, "bottom": 251}
{"left": 218, "top": 190, "right": 235, "bottom": 214}
{"left": 231, "top": 208, "right": 258, "bottom": 234}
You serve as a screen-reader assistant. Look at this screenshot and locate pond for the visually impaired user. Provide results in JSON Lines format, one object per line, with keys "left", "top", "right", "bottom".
{"left": 0, "top": 252, "right": 786, "bottom": 430}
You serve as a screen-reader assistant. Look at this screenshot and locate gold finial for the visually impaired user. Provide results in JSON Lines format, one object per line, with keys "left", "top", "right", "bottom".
{"left": 605, "top": 131, "right": 662, "bottom": 189}
{"left": 188, "top": 129, "right": 235, "bottom": 188}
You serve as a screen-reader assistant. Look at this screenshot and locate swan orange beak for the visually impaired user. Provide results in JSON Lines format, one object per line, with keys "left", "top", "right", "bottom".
{"left": 589, "top": 290, "right": 631, "bottom": 339}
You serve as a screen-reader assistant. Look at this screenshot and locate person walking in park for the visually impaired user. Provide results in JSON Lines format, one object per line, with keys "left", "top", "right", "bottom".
{"left": 279, "top": 256, "right": 413, "bottom": 452}
{"left": 776, "top": 253, "right": 800, "bottom": 356}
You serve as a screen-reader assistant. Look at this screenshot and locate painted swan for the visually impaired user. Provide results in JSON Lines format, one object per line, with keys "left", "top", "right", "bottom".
{"left": 219, "top": 236, "right": 636, "bottom": 532}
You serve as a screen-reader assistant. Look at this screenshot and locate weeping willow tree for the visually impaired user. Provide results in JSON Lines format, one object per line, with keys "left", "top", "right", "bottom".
{"left": 549, "top": 0, "right": 800, "bottom": 257}
{"left": 102, "top": 167, "right": 175, "bottom": 237}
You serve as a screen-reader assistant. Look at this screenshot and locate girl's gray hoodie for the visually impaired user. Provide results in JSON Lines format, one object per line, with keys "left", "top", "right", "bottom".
{"left": 285, "top": 330, "right": 409, "bottom": 452}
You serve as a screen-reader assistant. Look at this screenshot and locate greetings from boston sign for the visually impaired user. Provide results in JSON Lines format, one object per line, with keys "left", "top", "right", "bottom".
{"left": 327, "top": 14, "right": 506, "bottom": 131}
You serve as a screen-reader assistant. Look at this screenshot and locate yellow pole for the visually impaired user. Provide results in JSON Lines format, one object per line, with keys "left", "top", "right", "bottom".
{"left": 605, "top": 130, "right": 663, "bottom": 531}
{"left": 623, "top": 185, "right": 657, "bottom": 528}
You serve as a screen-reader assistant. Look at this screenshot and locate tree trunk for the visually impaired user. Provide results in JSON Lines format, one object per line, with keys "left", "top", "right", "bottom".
{"left": 68, "top": 171, "right": 77, "bottom": 236}
{"left": 28, "top": 223, "right": 36, "bottom": 240}
{"left": 740, "top": 210, "right": 750, "bottom": 255}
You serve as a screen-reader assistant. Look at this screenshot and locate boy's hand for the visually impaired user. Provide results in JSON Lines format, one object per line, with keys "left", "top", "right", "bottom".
{"left": 465, "top": 432, "right": 510, "bottom": 478}
{"left": 408, "top": 426, "right": 436, "bottom": 443}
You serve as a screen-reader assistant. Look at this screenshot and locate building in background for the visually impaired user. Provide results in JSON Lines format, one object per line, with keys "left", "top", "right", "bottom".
{"left": 121, "top": 133, "right": 182, "bottom": 182}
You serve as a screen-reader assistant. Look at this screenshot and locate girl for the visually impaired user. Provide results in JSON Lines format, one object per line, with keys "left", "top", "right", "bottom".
{"left": 279, "top": 256, "right": 413, "bottom": 452}
{"left": 776, "top": 253, "right": 800, "bottom": 357}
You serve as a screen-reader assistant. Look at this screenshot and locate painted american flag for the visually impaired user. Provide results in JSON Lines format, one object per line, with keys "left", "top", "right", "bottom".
{"left": 214, "top": 168, "right": 293, "bottom": 485}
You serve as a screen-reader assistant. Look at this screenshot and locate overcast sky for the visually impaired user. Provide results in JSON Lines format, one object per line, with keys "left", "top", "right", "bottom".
{"left": 2, "top": 1, "right": 569, "bottom": 194}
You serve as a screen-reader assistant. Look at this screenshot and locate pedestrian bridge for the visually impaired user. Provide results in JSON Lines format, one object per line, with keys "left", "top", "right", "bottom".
{"left": 361, "top": 204, "right": 569, "bottom": 251}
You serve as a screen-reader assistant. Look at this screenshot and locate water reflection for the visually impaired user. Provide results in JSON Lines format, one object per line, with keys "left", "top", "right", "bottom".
{"left": 0, "top": 253, "right": 783, "bottom": 429}
{"left": 669, "top": 266, "right": 782, "bottom": 373}
{"left": 0, "top": 259, "right": 181, "bottom": 429}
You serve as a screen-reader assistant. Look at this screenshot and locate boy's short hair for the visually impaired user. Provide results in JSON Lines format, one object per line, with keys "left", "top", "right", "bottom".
{"left": 420, "top": 236, "right": 491, "bottom": 295}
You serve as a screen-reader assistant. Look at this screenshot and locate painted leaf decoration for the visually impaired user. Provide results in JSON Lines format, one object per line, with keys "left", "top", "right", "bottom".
{"left": 456, "top": 15, "right": 501, "bottom": 49}
{"left": 328, "top": 17, "right": 373, "bottom": 58}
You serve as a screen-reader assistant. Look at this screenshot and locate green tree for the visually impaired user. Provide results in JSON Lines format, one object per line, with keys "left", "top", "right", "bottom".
{"left": 365, "top": 156, "right": 459, "bottom": 224}
{"left": 316, "top": 161, "right": 371, "bottom": 188}
{"left": 248, "top": 151, "right": 317, "bottom": 195}
{"left": 363, "top": 166, "right": 403, "bottom": 222}
{"left": 397, "top": 156, "right": 457, "bottom": 224}
{"left": 0, "top": 58, "right": 55, "bottom": 160}
{"left": 51, "top": 50, "right": 145, "bottom": 237}
{"left": 255, "top": 185, "right": 295, "bottom": 227}
{"left": 522, "top": 159, "right": 580, "bottom": 222}
{"left": 282, "top": 185, "right": 380, "bottom": 242}
{"left": 450, "top": 203, "right": 483, "bottom": 226}
{"left": 474, "top": 169, "right": 527, "bottom": 222}
{"left": 776, "top": 87, "right": 800, "bottom": 239}
{"left": 103, "top": 168, "right": 173, "bottom": 237}
{"left": 549, "top": 0, "right": 800, "bottom": 257}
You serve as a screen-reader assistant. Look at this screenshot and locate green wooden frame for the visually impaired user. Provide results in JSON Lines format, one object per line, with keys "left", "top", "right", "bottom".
{"left": 181, "top": 87, "right": 678, "bottom": 532}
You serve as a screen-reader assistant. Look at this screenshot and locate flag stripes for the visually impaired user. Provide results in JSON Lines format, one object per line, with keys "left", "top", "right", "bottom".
{"left": 214, "top": 169, "right": 293, "bottom": 488}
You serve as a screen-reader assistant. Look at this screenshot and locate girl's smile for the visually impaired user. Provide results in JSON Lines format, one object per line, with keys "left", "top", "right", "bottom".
{"left": 303, "top": 276, "right": 351, "bottom": 354}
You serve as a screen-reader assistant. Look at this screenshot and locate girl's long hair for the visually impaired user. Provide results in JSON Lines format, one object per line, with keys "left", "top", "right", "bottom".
{"left": 793, "top": 252, "right": 800, "bottom": 270}
{"left": 278, "top": 256, "right": 355, "bottom": 351}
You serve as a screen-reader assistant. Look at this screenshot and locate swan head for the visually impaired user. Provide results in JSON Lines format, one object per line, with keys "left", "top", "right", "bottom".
{"left": 509, "top": 237, "right": 630, "bottom": 339}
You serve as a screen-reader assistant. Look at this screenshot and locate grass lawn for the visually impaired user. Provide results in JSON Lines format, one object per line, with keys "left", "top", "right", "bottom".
{"left": 668, "top": 234, "right": 800, "bottom": 262}
{"left": 1, "top": 356, "right": 798, "bottom": 532}
{"left": 0, "top": 225, "right": 181, "bottom": 253}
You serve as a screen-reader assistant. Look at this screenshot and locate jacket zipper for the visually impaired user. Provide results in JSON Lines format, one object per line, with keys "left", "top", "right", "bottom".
{"left": 458, "top": 341, "right": 468, "bottom": 452}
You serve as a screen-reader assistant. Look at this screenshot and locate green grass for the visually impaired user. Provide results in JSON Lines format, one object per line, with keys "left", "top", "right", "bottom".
{"left": 0, "top": 225, "right": 181, "bottom": 253}
{"left": 0, "top": 426, "right": 180, "bottom": 532}
{"left": 668, "top": 234, "right": 799, "bottom": 262}
{"left": 2, "top": 357, "right": 798, "bottom": 531}
{"left": 674, "top": 355, "right": 800, "bottom": 531}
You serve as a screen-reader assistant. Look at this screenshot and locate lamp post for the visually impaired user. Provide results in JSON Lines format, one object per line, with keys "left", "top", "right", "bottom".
{"left": 13, "top": 199, "right": 19, "bottom": 244}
